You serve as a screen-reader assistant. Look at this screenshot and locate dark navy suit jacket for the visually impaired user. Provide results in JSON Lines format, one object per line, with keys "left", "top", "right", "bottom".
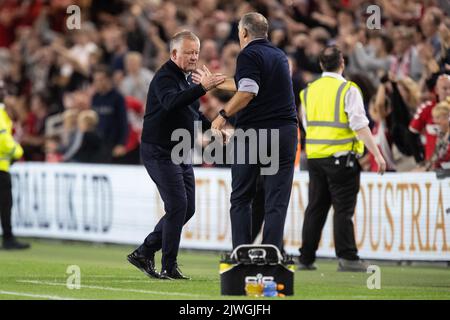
{"left": 141, "top": 60, "right": 207, "bottom": 149}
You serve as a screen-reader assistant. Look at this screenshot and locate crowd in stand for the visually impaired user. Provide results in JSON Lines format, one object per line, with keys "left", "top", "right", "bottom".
{"left": 0, "top": 0, "right": 449, "bottom": 171}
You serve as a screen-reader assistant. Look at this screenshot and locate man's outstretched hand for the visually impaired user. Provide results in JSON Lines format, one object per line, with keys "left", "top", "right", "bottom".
{"left": 192, "top": 65, "right": 225, "bottom": 91}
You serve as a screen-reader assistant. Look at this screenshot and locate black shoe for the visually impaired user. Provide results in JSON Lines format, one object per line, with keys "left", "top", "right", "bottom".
{"left": 127, "top": 251, "right": 160, "bottom": 279}
{"left": 297, "top": 255, "right": 317, "bottom": 271}
{"left": 2, "top": 239, "right": 30, "bottom": 250}
{"left": 159, "top": 270, "right": 174, "bottom": 280}
{"left": 337, "top": 258, "right": 368, "bottom": 272}
{"left": 160, "top": 264, "right": 190, "bottom": 280}
{"left": 297, "top": 262, "right": 317, "bottom": 271}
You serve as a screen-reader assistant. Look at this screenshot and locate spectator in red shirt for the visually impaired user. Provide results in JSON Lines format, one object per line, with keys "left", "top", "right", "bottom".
{"left": 427, "top": 100, "right": 450, "bottom": 170}
{"left": 113, "top": 95, "right": 144, "bottom": 165}
{"left": 409, "top": 74, "right": 450, "bottom": 161}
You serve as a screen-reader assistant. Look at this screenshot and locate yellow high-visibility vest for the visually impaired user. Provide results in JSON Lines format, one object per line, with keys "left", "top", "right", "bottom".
{"left": 0, "top": 103, "right": 23, "bottom": 172}
{"left": 300, "top": 76, "right": 364, "bottom": 159}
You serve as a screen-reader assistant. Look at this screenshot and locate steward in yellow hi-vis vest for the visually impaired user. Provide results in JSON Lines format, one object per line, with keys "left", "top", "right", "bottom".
{"left": 0, "top": 103, "right": 23, "bottom": 172}
{"left": 300, "top": 76, "right": 364, "bottom": 159}
{"left": 297, "top": 46, "right": 385, "bottom": 272}
{"left": 0, "top": 80, "right": 29, "bottom": 250}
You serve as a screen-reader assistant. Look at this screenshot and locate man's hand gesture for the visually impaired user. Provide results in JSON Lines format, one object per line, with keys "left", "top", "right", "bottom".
{"left": 192, "top": 65, "right": 226, "bottom": 91}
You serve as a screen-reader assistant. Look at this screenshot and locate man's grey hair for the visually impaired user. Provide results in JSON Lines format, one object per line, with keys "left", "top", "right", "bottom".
{"left": 169, "top": 30, "right": 200, "bottom": 52}
{"left": 239, "top": 12, "right": 269, "bottom": 39}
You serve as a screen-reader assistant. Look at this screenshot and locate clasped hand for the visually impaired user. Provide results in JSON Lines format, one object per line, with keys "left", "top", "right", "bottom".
{"left": 191, "top": 65, "right": 226, "bottom": 91}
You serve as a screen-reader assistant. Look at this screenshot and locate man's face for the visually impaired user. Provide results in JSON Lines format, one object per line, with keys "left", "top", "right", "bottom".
{"left": 421, "top": 12, "right": 438, "bottom": 37}
{"left": 172, "top": 39, "right": 200, "bottom": 73}
{"left": 392, "top": 32, "right": 410, "bottom": 55}
{"left": 436, "top": 76, "right": 450, "bottom": 101}
{"left": 93, "top": 72, "right": 110, "bottom": 93}
{"left": 432, "top": 113, "right": 449, "bottom": 132}
{"left": 125, "top": 56, "right": 141, "bottom": 74}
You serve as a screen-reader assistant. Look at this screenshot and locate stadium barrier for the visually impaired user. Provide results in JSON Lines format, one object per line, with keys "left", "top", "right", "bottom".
{"left": 8, "top": 163, "right": 450, "bottom": 261}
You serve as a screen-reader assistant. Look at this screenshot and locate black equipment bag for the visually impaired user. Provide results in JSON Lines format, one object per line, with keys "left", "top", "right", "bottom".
{"left": 220, "top": 245, "right": 295, "bottom": 296}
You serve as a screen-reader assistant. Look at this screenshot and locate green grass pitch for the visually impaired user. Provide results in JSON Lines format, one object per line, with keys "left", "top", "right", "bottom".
{"left": 0, "top": 239, "right": 449, "bottom": 300}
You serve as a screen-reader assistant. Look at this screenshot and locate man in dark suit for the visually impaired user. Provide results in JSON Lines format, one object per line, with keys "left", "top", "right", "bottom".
{"left": 127, "top": 31, "right": 225, "bottom": 280}
{"left": 210, "top": 12, "right": 298, "bottom": 251}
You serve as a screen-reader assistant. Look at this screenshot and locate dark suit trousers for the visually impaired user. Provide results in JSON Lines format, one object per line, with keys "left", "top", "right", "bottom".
{"left": 299, "top": 156, "right": 360, "bottom": 265}
{"left": 0, "top": 171, "right": 13, "bottom": 241}
{"left": 250, "top": 175, "right": 265, "bottom": 243}
{"left": 138, "top": 142, "right": 195, "bottom": 270}
{"left": 230, "top": 124, "right": 298, "bottom": 250}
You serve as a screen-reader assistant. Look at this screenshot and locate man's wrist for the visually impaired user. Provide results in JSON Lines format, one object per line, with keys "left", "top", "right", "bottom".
{"left": 200, "top": 84, "right": 207, "bottom": 91}
{"left": 218, "top": 109, "right": 229, "bottom": 121}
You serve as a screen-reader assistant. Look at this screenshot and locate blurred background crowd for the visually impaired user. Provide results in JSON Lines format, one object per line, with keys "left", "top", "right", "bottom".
{"left": 0, "top": 0, "right": 449, "bottom": 172}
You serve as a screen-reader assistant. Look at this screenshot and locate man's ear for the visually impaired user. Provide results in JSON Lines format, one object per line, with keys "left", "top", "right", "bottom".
{"left": 243, "top": 27, "right": 249, "bottom": 39}
{"left": 171, "top": 49, "right": 177, "bottom": 59}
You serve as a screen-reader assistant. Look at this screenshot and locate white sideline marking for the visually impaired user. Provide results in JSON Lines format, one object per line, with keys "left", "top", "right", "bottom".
{"left": 0, "top": 290, "right": 76, "bottom": 300}
{"left": 84, "top": 279, "right": 220, "bottom": 283}
{"left": 17, "top": 280, "right": 207, "bottom": 298}
{"left": 15, "top": 275, "right": 143, "bottom": 279}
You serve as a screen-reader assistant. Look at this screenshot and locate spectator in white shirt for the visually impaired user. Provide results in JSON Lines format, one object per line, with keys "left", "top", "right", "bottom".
{"left": 120, "top": 52, "right": 154, "bottom": 103}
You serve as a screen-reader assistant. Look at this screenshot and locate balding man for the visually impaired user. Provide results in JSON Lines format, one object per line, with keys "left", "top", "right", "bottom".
{"left": 127, "top": 31, "right": 225, "bottom": 280}
{"left": 209, "top": 12, "right": 298, "bottom": 251}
